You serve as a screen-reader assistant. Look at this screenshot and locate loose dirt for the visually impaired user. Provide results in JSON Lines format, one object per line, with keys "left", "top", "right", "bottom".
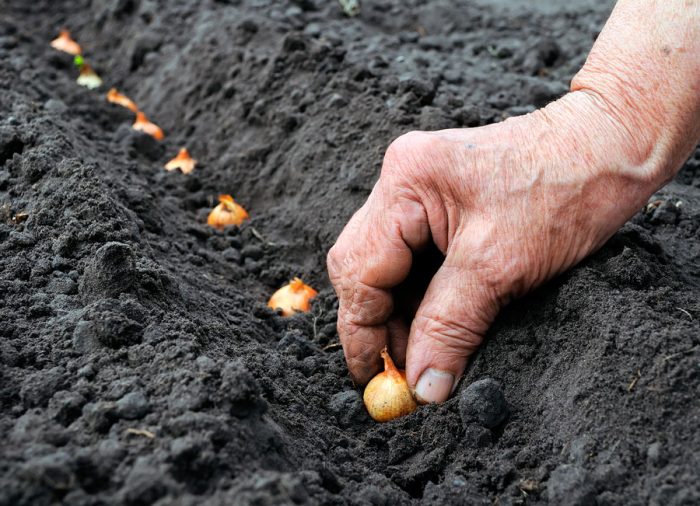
{"left": 1, "top": 1, "right": 699, "bottom": 504}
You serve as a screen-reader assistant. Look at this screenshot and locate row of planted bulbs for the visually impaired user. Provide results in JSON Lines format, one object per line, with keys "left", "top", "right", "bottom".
{"left": 50, "top": 30, "right": 318, "bottom": 317}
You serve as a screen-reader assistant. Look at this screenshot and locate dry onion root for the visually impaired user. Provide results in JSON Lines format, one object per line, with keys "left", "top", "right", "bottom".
{"left": 363, "top": 347, "right": 418, "bottom": 422}
{"left": 133, "top": 111, "right": 164, "bottom": 141}
{"left": 207, "top": 194, "right": 249, "bottom": 229}
{"left": 50, "top": 30, "right": 82, "bottom": 55}
{"left": 267, "top": 277, "right": 318, "bottom": 316}
{"left": 106, "top": 88, "right": 139, "bottom": 113}
{"left": 164, "top": 148, "right": 196, "bottom": 174}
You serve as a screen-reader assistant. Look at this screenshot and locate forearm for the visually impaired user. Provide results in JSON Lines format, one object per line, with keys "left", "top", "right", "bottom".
{"left": 571, "top": 0, "right": 700, "bottom": 188}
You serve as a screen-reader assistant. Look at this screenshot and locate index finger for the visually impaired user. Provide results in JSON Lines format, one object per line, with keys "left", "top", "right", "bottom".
{"left": 327, "top": 186, "right": 429, "bottom": 384}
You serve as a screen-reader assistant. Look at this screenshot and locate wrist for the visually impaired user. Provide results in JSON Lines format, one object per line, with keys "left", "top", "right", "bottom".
{"left": 506, "top": 92, "right": 660, "bottom": 253}
{"left": 567, "top": 0, "right": 700, "bottom": 191}
{"left": 571, "top": 87, "right": 669, "bottom": 186}
{"left": 570, "top": 70, "right": 675, "bottom": 189}
{"left": 536, "top": 89, "right": 668, "bottom": 204}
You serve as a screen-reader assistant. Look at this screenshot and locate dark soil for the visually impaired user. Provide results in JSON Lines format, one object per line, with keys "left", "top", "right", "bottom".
{"left": 1, "top": 0, "right": 699, "bottom": 504}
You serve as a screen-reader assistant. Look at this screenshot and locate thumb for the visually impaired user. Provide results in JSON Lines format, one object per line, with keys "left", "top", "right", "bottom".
{"left": 405, "top": 260, "right": 500, "bottom": 404}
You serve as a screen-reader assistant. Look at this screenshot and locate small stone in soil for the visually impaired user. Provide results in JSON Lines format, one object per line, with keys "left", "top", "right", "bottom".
{"left": 458, "top": 378, "right": 509, "bottom": 429}
{"left": 328, "top": 390, "right": 366, "bottom": 428}
{"left": 115, "top": 391, "right": 150, "bottom": 420}
{"left": 222, "top": 247, "right": 242, "bottom": 263}
{"left": 241, "top": 244, "right": 264, "bottom": 260}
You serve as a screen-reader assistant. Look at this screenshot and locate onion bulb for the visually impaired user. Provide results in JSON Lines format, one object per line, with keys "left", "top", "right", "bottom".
{"left": 76, "top": 63, "right": 102, "bottom": 89}
{"left": 207, "top": 194, "right": 249, "bottom": 229}
{"left": 363, "top": 347, "right": 417, "bottom": 422}
{"left": 164, "top": 148, "right": 196, "bottom": 174}
{"left": 133, "top": 111, "right": 164, "bottom": 141}
{"left": 267, "top": 277, "right": 318, "bottom": 316}
{"left": 51, "top": 30, "right": 82, "bottom": 55}
{"left": 107, "top": 88, "right": 138, "bottom": 112}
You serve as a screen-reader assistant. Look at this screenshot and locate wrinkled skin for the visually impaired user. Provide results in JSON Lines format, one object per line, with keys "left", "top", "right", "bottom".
{"left": 328, "top": 91, "right": 653, "bottom": 401}
{"left": 328, "top": 0, "right": 700, "bottom": 404}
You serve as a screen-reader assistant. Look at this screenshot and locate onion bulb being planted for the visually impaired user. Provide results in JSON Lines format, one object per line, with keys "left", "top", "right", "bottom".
{"left": 165, "top": 148, "right": 196, "bottom": 174}
{"left": 207, "top": 195, "right": 249, "bottom": 229}
{"left": 75, "top": 56, "right": 102, "bottom": 89}
{"left": 133, "top": 111, "right": 164, "bottom": 141}
{"left": 106, "top": 88, "right": 138, "bottom": 112}
{"left": 267, "top": 277, "right": 317, "bottom": 316}
{"left": 363, "top": 347, "right": 417, "bottom": 422}
{"left": 51, "top": 30, "right": 82, "bottom": 55}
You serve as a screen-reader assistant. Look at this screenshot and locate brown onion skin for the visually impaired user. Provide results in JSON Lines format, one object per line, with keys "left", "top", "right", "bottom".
{"left": 363, "top": 347, "right": 417, "bottom": 422}
{"left": 207, "top": 195, "right": 249, "bottom": 229}
{"left": 267, "top": 277, "right": 317, "bottom": 316}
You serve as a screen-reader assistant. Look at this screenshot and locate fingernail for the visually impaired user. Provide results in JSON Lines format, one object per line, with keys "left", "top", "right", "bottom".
{"left": 415, "top": 368, "right": 455, "bottom": 404}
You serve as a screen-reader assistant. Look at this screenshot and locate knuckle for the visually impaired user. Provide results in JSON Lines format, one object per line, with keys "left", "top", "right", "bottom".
{"left": 384, "top": 131, "right": 425, "bottom": 170}
{"left": 382, "top": 131, "right": 444, "bottom": 185}
{"left": 390, "top": 130, "right": 431, "bottom": 153}
{"left": 344, "top": 283, "right": 392, "bottom": 326}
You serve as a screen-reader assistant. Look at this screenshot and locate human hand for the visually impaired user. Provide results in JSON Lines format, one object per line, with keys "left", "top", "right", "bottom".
{"left": 327, "top": 90, "right": 659, "bottom": 403}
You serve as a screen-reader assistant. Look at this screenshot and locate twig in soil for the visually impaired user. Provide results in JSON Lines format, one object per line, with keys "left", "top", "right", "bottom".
{"left": 663, "top": 346, "right": 698, "bottom": 362}
{"left": 323, "top": 342, "right": 343, "bottom": 351}
{"left": 126, "top": 428, "right": 155, "bottom": 439}
{"left": 1, "top": 205, "right": 29, "bottom": 225}
{"left": 519, "top": 478, "right": 539, "bottom": 496}
{"left": 312, "top": 306, "right": 324, "bottom": 341}
{"left": 12, "top": 211, "right": 28, "bottom": 224}
{"left": 676, "top": 307, "right": 693, "bottom": 320}
{"left": 627, "top": 369, "right": 641, "bottom": 392}
{"left": 250, "top": 227, "right": 277, "bottom": 246}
